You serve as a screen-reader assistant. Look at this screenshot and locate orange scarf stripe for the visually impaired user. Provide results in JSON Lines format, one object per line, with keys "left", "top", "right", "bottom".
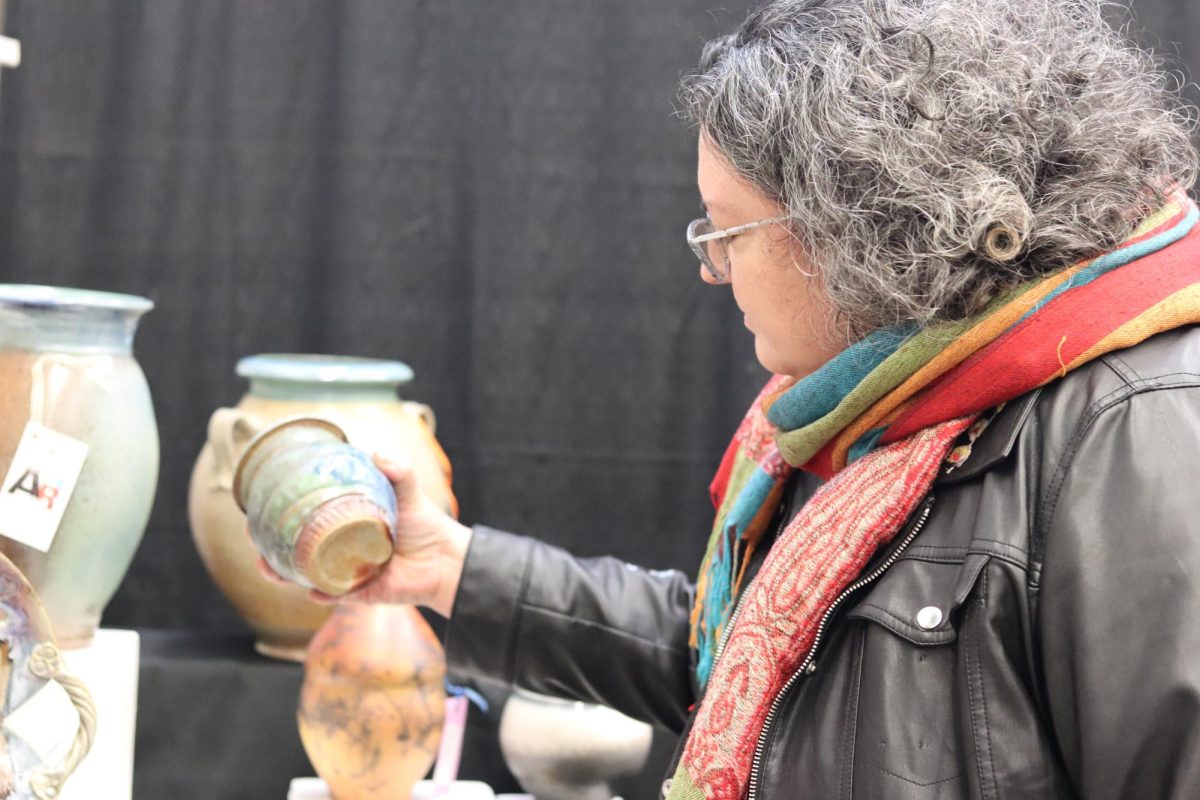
{"left": 825, "top": 261, "right": 1087, "bottom": 471}
{"left": 1065, "top": 283, "right": 1200, "bottom": 371}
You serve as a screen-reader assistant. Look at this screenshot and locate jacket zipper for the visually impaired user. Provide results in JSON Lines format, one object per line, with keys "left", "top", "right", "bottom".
{"left": 745, "top": 493, "right": 936, "bottom": 800}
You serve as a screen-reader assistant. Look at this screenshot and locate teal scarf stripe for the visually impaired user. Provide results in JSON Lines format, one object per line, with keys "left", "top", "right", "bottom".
{"left": 848, "top": 427, "right": 886, "bottom": 463}
{"left": 1024, "top": 202, "right": 1200, "bottom": 321}
{"left": 696, "top": 522, "right": 734, "bottom": 687}
{"left": 697, "top": 538, "right": 731, "bottom": 686}
{"left": 766, "top": 323, "right": 916, "bottom": 430}
{"left": 696, "top": 462, "right": 779, "bottom": 686}
{"left": 726, "top": 467, "right": 781, "bottom": 536}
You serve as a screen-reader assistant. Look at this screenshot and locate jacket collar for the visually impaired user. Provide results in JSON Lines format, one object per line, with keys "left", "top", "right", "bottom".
{"left": 935, "top": 388, "right": 1042, "bottom": 486}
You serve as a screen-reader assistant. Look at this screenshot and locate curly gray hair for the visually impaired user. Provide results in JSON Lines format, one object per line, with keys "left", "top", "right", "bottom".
{"left": 681, "top": 0, "right": 1199, "bottom": 335}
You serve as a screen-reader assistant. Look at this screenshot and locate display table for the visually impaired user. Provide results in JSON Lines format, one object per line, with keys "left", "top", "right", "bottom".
{"left": 6, "top": 628, "right": 139, "bottom": 800}
{"left": 135, "top": 631, "right": 311, "bottom": 799}
{"left": 131, "top": 630, "right": 670, "bottom": 799}
{"left": 132, "top": 631, "right": 523, "bottom": 800}
{"left": 289, "top": 777, "right": 500, "bottom": 799}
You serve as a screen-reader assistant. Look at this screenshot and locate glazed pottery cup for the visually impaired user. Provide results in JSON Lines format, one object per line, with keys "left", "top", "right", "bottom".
{"left": 233, "top": 417, "right": 397, "bottom": 596}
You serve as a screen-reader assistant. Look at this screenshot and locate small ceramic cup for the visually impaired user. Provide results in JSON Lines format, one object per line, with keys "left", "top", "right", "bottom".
{"left": 233, "top": 416, "right": 397, "bottom": 596}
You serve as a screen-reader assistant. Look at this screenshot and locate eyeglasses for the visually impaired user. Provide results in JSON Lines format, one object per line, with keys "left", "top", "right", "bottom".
{"left": 686, "top": 215, "right": 791, "bottom": 282}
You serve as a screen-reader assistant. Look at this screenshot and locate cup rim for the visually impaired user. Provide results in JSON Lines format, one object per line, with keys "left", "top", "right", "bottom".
{"left": 231, "top": 415, "right": 349, "bottom": 511}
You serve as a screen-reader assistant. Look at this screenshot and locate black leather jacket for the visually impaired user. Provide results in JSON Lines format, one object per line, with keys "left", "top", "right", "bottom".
{"left": 445, "top": 326, "right": 1200, "bottom": 799}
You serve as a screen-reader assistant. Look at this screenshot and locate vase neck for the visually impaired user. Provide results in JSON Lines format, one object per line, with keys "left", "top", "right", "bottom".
{"left": 247, "top": 378, "right": 401, "bottom": 403}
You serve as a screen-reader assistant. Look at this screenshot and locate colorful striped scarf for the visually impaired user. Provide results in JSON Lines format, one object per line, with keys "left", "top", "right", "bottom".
{"left": 672, "top": 191, "right": 1200, "bottom": 800}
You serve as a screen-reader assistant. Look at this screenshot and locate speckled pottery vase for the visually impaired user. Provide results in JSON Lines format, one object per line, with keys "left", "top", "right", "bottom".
{"left": 298, "top": 604, "right": 446, "bottom": 800}
{"left": 0, "top": 284, "right": 158, "bottom": 649}
{"left": 499, "top": 689, "right": 654, "bottom": 800}
{"left": 234, "top": 417, "right": 397, "bottom": 596}
{"left": 187, "top": 354, "right": 455, "bottom": 661}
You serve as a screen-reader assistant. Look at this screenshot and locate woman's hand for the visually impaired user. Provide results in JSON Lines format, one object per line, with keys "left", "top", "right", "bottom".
{"left": 254, "top": 452, "right": 472, "bottom": 617}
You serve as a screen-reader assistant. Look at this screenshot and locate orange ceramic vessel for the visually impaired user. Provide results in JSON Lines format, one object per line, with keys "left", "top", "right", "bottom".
{"left": 298, "top": 604, "right": 446, "bottom": 800}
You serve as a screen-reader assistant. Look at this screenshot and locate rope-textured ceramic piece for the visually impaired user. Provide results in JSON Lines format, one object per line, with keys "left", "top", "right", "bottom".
{"left": 26, "top": 642, "right": 97, "bottom": 800}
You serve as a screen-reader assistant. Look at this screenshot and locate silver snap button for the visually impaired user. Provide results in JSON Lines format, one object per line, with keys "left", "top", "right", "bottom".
{"left": 916, "top": 606, "right": 943, "bottom": 630}
{"left": 661, "top": 778, "right": 674, "bottom": 798}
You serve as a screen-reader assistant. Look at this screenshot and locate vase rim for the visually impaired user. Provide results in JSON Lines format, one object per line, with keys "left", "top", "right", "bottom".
{"left": 236, "top": 354, "right": 414, "bottom": 385}
{"left": 0, "top": 283, "right": 154, "bottom": 314}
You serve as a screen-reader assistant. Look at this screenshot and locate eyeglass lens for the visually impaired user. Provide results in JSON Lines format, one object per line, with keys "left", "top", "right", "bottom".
{"left": 689, "top": 219, "right": 728, "bottom": 280}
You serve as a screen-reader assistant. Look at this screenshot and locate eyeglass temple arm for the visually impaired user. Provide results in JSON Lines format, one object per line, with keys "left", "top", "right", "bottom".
{"left": 688, "top": 215, "right": 791, "bottom": 243}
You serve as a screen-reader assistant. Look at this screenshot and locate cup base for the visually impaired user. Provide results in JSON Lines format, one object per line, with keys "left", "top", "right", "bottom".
{"left": 294, "top": 496, "right": 394, "bottom": 596}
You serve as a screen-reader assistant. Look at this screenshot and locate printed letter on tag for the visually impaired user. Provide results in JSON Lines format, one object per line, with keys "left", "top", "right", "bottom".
{"left": 0, "top": 422, "right": 89, "bottom": 552}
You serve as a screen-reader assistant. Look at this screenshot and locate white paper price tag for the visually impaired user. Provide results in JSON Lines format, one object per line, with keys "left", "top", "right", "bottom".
{"left": 0, "top": 422, "right": 89, "bottom": 552}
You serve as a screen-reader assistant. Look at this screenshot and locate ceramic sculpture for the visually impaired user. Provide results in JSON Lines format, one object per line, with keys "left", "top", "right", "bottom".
{"left": 188, "top": 354, "right": 454, "bottom": 660}
{"left": 0, "top": 550, "right": 96, "bottom": 799}
{"left": 0, "top": 284, "right": 158, "bottom": 648}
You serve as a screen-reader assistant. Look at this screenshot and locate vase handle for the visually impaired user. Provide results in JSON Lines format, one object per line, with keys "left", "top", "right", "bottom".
{"left": 402, "top": 402, "right": 437, "bottom": 436}
{"left": 26, "top": 642, "right": 97, "bottom": 800}
{"left": 208, "top": 408, "right": 262, "bottom": 491}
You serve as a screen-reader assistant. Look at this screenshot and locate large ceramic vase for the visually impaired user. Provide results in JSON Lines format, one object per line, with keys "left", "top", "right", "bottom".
{"left": 188, "top": 354, "right": 455, "bottom": 661}
{"left": 0, "top": 284, "right": 158, "bottom": 649}
{"left": 499, "top": 689, "right": 654, "bottom": 800}
{"left": 298, "top": 604, "right": 446, "bottom": 800}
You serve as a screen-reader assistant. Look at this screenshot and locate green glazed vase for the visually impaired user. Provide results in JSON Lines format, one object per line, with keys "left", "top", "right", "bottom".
{"left": 0, "top": 284, "right": 159, "bottom": 648}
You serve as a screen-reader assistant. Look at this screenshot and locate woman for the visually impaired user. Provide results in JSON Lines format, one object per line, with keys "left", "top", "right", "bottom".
{"left": 270, "top": 0, "right": 1200, "bottom": 796}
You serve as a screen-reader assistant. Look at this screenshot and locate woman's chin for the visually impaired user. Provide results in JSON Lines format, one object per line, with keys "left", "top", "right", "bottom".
{"left": 755, "top": 340, "right": 800, "bottom": 378}
{"left": 754, "top": 339, "right": 827, "bottom": 380}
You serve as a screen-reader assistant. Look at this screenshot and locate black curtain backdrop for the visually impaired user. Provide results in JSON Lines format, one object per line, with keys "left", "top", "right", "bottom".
{"left": 0, "top": 0, "right": 1197, "bottom": 655}
{"left": 0, "top": 0, "right": 771, "bottom": 633}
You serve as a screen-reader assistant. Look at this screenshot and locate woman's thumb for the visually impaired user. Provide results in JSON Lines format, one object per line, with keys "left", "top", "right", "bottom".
{"left": 373, "top": 453, "right": 421, "bottom": 507}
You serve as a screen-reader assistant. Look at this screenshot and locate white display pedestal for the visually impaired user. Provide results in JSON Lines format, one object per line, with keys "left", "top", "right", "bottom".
{"left": 4, "top": 629, "right": 139, "bottom": 800}
{"left": 289, "top": 778, "right": 497, "bottom": 800}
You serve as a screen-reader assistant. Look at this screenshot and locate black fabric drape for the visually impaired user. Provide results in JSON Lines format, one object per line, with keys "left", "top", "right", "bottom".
{"left": 0, "top": 0, "right": 768, "bottom": 633}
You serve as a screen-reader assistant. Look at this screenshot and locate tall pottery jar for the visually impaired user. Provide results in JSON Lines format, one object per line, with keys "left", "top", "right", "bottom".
{"left": 188, "top": 354, "right": 455, "bottom": 660}
{"left": 0, "top": 284, "right": 159, "bottom": 648}
{"left": 299, "top": 604, "right": 446, "bottom": 800}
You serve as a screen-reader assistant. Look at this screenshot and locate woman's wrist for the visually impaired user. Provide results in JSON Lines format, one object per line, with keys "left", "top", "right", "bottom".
{"left": 429, "top": 520, "right": 473, "bottom": 617}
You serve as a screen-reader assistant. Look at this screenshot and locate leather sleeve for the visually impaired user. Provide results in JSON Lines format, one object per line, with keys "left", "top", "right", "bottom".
{"left": 1036, "top": 385, "right": 1200, "bottom": 798}
{"left": 443, "top": 526, "right": 697, "bottom": 732}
